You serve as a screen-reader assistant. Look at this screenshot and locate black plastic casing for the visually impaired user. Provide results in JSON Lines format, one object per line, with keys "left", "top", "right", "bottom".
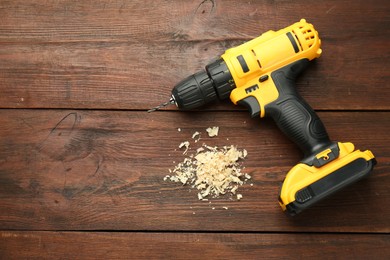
{"left": 206, "top": 58, "right": 236, "bottom": 100}
{"left": 284, "top": 157, "right": 377, "bottom": 216}
{"left": 171, "top": 71, "right": 216, "bottom": 109}
{"left": 266, "top": 59, "right": 335, "bottom": 162}
{"left": 171, "top": 58, "right": 235, "bottom": 109}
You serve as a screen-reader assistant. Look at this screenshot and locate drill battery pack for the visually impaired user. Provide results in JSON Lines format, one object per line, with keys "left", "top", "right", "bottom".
{"left": 279, "top": 142, "right": 376, "bottom": 216}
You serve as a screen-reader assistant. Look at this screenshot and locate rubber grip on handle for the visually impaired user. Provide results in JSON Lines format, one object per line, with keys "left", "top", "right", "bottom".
{"left": 265, "top": 59, "right": 333, "bottom": 159}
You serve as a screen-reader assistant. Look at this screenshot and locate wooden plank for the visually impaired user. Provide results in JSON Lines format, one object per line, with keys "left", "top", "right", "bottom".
{"left": 1, "top": 231, "right": 389, "bottom": 259}
{"left": 0, "top": 0, "right": 388, "bottom": 110}
{"left": 0, "top": 110, "right": 388, "bottom": 232}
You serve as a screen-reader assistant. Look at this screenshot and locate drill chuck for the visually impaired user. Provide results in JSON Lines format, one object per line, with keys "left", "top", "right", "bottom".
{"left": 172, "top": 59, "right": 235, "bottom": 110}
{"left": 171, "top": 70, "right": 216, "bottom": 109}
{"left": 206, "top": 58, "right": 236, "bottom": 100}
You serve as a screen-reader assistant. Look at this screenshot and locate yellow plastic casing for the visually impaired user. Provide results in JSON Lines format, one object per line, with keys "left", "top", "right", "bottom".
{"left": 221, "top": 19, "right": 322, "bottom": 117}
{"left": 278, "top": 142, "right": 375, "bottom": 210}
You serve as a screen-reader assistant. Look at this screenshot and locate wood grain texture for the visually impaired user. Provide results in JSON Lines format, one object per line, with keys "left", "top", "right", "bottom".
{"left": 0, "top": 110, "right": 388, "bottom": 232}
{"left": 1, "top": 231, "right": 389, "bottom": 259}
{"left": 0, "top": 0, "right": 389, "bottom": 110}
{"left": 0, "top": 0, "right": 389, "bottom": 257}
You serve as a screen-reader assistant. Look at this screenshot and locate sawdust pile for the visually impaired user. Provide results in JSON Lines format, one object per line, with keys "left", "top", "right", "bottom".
{"left": 164, "top": 127, "right": 250, "bottom": 200}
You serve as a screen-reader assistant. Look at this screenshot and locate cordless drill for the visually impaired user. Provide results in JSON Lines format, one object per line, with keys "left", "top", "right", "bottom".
{"left": 149, "top": 19, "right": 376, "bottom": 215}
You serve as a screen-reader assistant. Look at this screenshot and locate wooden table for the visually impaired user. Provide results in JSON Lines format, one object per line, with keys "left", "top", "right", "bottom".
{"left": 1, "top": 0, "right": 389, "bottom": 258}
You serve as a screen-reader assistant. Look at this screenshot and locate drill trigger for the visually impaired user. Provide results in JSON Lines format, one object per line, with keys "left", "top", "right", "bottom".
{"left": 238, "top": 96, "right": 261, "bottom": 118}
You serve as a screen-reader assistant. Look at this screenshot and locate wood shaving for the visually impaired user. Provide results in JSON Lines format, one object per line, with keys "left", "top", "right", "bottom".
{"left": 192, "top": 131, "right": 201, "bottom": 142}
{"left": 230, "top": 186, "right": 238, "bottom": 194}
{"left": 179, "top": 141, "right": 190, "bottom": 155}
{"left": 206, "top": 126, "right": 219, "bottom": 137}
{"left": 164, "top": 127, "right": 250, "bottom": 201}
{"left": 196, "top": 147, "right": 205, "bottom": 154}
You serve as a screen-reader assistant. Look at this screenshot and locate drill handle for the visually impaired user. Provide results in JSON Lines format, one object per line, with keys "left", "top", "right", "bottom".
{"left": 265, "top": 59, "right": 334, "bottom": 160}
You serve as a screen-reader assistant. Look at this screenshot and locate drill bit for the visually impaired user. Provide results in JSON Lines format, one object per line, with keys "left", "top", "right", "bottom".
{"left": 147, "top": 97, "right": 175, "bottom": 113}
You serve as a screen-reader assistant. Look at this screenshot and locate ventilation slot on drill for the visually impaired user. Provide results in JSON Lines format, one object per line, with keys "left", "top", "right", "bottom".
{"left": 286, "top": 32, "right": 300, "bottom": 53}
{"left": 251, "top": 49, "right": 262, "bottom": 69}
{"left": 293, "top": 33, "right": 303, "bottom": 51}
{"left": 296, "top": 25, "right": 316, "bottom": 49}
{"left": 303, "top": 29, "right": 315, "bottom": 48}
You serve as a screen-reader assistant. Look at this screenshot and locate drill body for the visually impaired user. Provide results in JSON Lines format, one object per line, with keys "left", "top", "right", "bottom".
{"left": 167, "top": 19, "right": 376, "bottom": 215}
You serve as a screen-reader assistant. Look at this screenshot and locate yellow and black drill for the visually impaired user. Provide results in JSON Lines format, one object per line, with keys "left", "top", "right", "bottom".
{"left": 149, "top": 19, "right": 376, "bottom": 215}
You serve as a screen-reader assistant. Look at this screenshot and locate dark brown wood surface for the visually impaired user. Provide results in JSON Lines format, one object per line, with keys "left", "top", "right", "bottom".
{"left": 1, "top": 232, "right": 389, "bottom": 259}
{"left": 0, "top": 110, "right": 389, "bottom": 232}
{"left": 1, "top": 0, "right": 389, "bottom": 258}
{"left": 0, "top": 0, "right": 389, "bottom": 110}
